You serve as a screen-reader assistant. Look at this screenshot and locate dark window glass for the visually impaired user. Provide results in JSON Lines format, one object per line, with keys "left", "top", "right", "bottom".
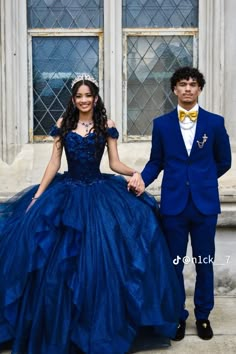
{"left": 127, "top": 35, "right": 194, "bottom": 137}
{"left": 28, "top": 0, "right": 104, "bottom": 28}
{"left": 123, "top": 0, "right": 198, "bottom": 28}
{"left": 32, "top": 36, "right": 99, "bottom": 136}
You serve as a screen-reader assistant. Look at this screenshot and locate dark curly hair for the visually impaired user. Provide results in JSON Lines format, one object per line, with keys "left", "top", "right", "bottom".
{"left": 170, "top": 67, "right": 206, "bottom": 92}
{"left": 58, "top": 79, "right": 108, "bottom": 145}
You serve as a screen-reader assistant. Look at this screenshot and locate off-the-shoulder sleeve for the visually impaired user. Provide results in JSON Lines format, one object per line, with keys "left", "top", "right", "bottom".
{"left": 49, "top": 125, "right": 61, "bottom": 137}
{"left": 107, "top": 127, "right": 119, "bottom": 139}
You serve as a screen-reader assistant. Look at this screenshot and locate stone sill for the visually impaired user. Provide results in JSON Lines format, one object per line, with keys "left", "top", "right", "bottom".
{"left": 1, "top": 196, "right": 236, "bottom": 227}
{"left": 218, "top": 202, "right": 236, "bottom": 227}
{"left": 146, "top": 186, "right": 236, "bottom": 227}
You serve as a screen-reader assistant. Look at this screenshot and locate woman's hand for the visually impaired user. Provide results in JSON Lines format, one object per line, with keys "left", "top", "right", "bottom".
{"left": 26, "top": 197, "right": 39, "bottom": 213}
{"left": 127, "top": 172, "right": 145, "bottom": 196}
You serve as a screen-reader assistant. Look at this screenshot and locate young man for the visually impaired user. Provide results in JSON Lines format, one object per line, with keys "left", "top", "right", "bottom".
{"left": 128, "top": 67, "right": 231, "bottom": 341}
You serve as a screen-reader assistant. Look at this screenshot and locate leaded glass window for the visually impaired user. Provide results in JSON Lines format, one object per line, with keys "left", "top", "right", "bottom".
{"left": 123, "top": 0, "right": 198, "bottom": 28}
{"left": 126, "top": 35, "right": 194, "bottom": 138}
{"left": 28, "top": 0, "right": 104, "bottom": 29}
{"left": 32, "top": 36, "right": 99, "bottom": 137}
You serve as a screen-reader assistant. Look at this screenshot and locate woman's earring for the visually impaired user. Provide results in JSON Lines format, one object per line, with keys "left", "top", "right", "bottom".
{"left": 94, "top": 98, "right": 98, "bottom": 108}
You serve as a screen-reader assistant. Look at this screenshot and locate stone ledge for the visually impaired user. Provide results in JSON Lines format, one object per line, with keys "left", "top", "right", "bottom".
{"left": 1, "top": 185, "right": 236, "bottom": 226}
{"left": 218, "top": 203, "right": 236, "bottom": 227}
{"left": 219, "top": 185, "right": 236, "bottom": 202}
{"left": 146, "top": 185, "right": 236, "bottom": 227}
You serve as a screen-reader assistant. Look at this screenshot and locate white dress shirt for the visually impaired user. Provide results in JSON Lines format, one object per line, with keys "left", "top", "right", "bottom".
{"left": 178, "top": 103, "right": 199, "bottom": 156}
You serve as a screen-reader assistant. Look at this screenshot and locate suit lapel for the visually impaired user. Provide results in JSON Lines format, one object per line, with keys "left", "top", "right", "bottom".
{"left": 170, "top": 108, "right": 189, "bottom": 157}
{"left": 190, "top": 107, "right": 207, "bottom": 157}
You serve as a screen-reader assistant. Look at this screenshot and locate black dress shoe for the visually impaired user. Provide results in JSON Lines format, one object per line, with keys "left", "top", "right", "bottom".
{"left": 0, "top": 340, "right": 13, "bottom": 351}
{"left": 196, "top": 319, "right": 213, "bottom": 340}
{"left": 172, "top": 320, "right": 186, "bottom": 341}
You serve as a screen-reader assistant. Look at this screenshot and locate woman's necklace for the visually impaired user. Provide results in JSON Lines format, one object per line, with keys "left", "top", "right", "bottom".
{"left": 78, "top": 120, "right": 93, "bottom": 133}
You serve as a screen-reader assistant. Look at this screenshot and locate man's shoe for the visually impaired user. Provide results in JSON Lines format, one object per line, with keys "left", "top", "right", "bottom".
{"left": 196, "top": 319, "right": 213, "bottom": 340}
{"left": 0, "top": 340, "right": 13, "bottom": 351}
{"left": 172, "top": 320, "right": 186, "bottom": 341}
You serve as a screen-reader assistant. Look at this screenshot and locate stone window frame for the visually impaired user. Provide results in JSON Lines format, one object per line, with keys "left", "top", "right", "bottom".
{"left": 27, "top": 28, "right": 104, "bottom": 142}
{"left": 104, "top": 0, "right": 225, "bottom": 140}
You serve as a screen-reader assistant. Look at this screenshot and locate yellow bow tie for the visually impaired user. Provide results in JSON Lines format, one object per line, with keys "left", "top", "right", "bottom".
{"left": 178, "top": 110, "right": 198, "bottom": 122}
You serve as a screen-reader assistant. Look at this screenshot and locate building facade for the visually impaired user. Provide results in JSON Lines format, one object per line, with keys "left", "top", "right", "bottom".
{"left": 0, "top": 0, "right": 236, "bottom": 294}
{"left": 1, "top": 1, "right": 236, "bottom": 155}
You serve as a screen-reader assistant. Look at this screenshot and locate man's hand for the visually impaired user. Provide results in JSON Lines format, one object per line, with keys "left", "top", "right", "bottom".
{"left": 127, "top": 172, "right": 145, "bottom": 196}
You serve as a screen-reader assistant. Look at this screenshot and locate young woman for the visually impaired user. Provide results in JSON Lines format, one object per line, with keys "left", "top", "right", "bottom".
{"left": 0, "top": 73, "right": 180, "bottom": 354}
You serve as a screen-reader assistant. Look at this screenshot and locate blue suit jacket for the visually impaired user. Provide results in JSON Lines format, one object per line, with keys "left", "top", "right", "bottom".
{"left": 141, "top": 107, "right": 232, "bottom": 215}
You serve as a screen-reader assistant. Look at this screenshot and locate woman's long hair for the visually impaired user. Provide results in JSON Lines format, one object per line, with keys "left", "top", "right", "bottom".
{"left": 58, "top": 79, "right": 108, "bottom": 145}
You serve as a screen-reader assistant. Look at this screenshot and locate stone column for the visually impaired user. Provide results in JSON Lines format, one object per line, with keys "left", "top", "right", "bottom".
{"left": 198, "top": 0, "right": 224, "bottom": 116}
{"left": 103, "top": 0, "right": 123, "bottom": 134}
{"left": 0, "top": 0, "right": 28, "bottom": 164}
{"left": 198, "top": 0, "right": 235, "bottom": 151}
{"left": 224, "top": 0, "right": 236, "bottom": 150}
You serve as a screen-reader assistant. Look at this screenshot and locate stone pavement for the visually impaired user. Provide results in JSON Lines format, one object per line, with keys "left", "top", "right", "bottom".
{"left": 154, "top": 296, "right": 236, "bottom": 354}
{"left": 1, "top": 297, "right": 235, "bottom": 354}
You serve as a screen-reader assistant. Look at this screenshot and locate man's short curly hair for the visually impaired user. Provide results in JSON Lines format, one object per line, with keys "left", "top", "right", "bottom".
{"left": 170, "top": 67, "right": 206, "bottom": 92}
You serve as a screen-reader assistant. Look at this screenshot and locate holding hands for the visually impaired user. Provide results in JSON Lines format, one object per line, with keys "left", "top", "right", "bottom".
{"left": 128, "top": 171, "right": 145, "bottom": 196}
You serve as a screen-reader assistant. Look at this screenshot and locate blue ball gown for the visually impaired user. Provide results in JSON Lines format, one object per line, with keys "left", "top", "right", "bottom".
{"left": 0, "top": 126, "right": 180, "bottom": 354}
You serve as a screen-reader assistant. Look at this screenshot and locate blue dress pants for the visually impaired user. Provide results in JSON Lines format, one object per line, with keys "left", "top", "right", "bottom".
{"left": 161, "top": 195, "right": 217, "bottom": 321}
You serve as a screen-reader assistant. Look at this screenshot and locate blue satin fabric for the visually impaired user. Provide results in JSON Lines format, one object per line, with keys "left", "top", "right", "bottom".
{"left": 0, "top": 127, "right": 180, "bottom": 354}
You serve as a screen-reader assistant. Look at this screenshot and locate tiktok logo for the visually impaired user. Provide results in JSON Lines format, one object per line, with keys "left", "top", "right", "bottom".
{"left": 173, "top": 256, "right": 181, "bottom": 265}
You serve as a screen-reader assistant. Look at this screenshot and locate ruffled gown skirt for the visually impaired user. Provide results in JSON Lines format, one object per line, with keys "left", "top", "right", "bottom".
{"left": 0, "top": 174, "right": 180, "bottom": 354}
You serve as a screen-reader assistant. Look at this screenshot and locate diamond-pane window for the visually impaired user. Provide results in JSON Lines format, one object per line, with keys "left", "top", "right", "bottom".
{"left": 123, "top": 0, "right": 198, "bottom": 28}
{"left": 32, "top": 37, "right": 99, "bottom": 136}
{"left": 127, "top": 35, "right": 193, "bottom": 138}
{"left": 28, "top": 0, "right": 104, "bottom": 28}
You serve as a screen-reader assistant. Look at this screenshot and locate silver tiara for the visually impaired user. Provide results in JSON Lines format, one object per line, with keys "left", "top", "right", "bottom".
{"left": 71, "top": 73, "right": 99, "bottom": 88}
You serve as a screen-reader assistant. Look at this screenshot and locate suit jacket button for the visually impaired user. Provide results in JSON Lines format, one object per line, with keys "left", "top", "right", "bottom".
{"left": 186, "top": 181, "right": 190, "bottom": 186}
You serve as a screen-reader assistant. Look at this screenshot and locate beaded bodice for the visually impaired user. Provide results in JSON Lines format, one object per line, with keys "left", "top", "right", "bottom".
{"left": 50, "top": 126, "right": 119, "bottom": 183}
